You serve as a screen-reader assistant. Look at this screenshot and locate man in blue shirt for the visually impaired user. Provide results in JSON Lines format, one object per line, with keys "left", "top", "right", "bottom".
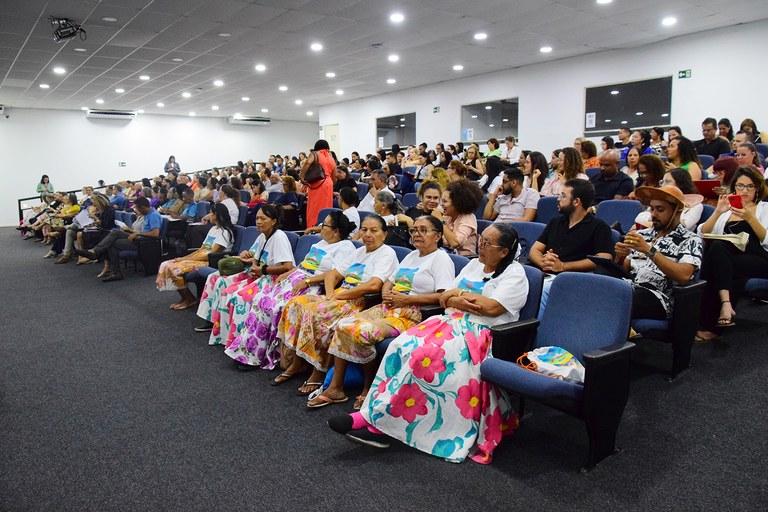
{"left": 75, "top": 197, "right": 162, "bottom": 282}
{"left": 110, "top": 185, "right": 129, "bottom": 210}
{"left": 172, "top": 189, "right": 198, "bottom": 222}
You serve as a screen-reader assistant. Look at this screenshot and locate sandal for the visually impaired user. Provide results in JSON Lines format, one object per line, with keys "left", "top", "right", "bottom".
{"left": 695, "top": 332, "right": 722, "bottom": 343}
{"left": 717, "top": 301, "right": 735, "bottom": 328}
{"left": 307, "top": 393, "right": 348, "bottom": 409}
{"left": 296, "top": 381, "right": 323, "bottom": 396}
{"left": 271, "top": 371, "right": 301, "bottom": 386}
{"left": 353, "top": 394, "right": 366, "bottom": 410}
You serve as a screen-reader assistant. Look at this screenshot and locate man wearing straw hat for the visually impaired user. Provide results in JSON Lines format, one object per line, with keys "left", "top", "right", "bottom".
{"left": 614, "top": 186, "right": 703, "bottom": 319}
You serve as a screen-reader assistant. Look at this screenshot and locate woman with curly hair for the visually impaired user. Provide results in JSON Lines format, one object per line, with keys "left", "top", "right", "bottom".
{"left": 540, "top": 147, "right": 588, "bottom": 197}
{"left": 431, "top": 180, "right": 484, "bottom": 256}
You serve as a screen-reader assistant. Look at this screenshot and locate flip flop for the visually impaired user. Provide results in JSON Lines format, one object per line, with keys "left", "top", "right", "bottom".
{"left": 307, "top": 394, "right": 348, "bottom": 409}
{"left": 716, "top": 317, "right": 735, "bottom": 328}
{"left": 695, "top": 333, "right": 721, "bottom": 343}
{"left": 353, "top": 394, "right": 366, "bottom": 410}
{"left": 271, "top": 371, "right": 301, "bottom": 386}
{"left": 296, "top": 381, "right": 324, "bottom": 396}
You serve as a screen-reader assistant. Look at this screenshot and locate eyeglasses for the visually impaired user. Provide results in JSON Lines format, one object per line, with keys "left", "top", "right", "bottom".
{"left": 659, "top": 179, "right": 674, "bottom": 186}
{"left": 734, "top": 184, "right": 756, "bottom": 191}
{"left": 321, "top": 223, "right": 335, "bottom": 229}
{"left": 409, "top": 227, "right": 439, "bottom": 235}
{"left": 478, "top": 237, "right": 502, "bottom": 249}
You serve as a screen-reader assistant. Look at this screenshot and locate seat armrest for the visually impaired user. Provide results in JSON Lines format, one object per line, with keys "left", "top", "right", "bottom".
{"left": 581, "top": 341, "right": 635, "bottom": 418}
{"left": 364, "top": 292, "right": 382, "bottom": 309}
{"left": 671, "top": 279, "right": 706, "bottom": 297}
{"left": 490, "top": 318, "right": 540, "bottom": 362}
{"left": 419, "top": 305, "right": 444, "bottom": 319}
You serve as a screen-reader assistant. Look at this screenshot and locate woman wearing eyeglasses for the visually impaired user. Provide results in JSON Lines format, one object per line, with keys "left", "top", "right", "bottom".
{"left": 696, "top": 166, "right": 768, "bottom": 342}
{"left": 309, "top": 216, "right": 455, "bottom": 409}
{"left": 224, "top": 211, "right": 357, "bottom": 371}
{"left": 328, "top": 224, "right": 528, "bottom": 464}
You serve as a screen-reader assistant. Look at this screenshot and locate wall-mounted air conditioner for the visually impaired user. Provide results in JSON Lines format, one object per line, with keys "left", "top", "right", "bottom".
{"left": 86, "top": 109, "right": 136, "bottom": 120}
{"left": 226, "top": 115, "right": 270, "bottom": 126}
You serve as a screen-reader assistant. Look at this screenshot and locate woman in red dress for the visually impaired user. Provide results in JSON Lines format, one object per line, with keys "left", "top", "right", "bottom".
{"left": 301, "top": 139, "right": 336, "bottom": 228}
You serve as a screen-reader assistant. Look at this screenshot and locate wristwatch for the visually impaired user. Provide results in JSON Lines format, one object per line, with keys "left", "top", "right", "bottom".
{"left": 648, "top": 247, "right": 658, "bottom": 260}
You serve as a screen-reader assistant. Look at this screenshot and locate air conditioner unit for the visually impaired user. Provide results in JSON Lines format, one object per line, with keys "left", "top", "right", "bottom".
{"left": 86, "top": 109, "right": 136, "bottom": 120}
{"left": 226, "top": 115, "right": 270, "bottom": 126}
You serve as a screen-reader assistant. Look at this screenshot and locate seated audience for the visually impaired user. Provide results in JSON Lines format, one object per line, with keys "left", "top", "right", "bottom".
{"left": 695, "top": 117, "right": 733, "bottom": 158}
{"left": 400, "top": 182, "right": 442, "bottom": 228}
{"left": 274, "top": 176, "right": 299, "bottom": 210}
{"left": 525, "top": 151, "right": 549, "bottom": 193}
{"left": 483, "top": 168, "right": 538, "bottom": 222}
{"left": 446, "top": 160, "right": 468, "bottom": 182}
{"left": 590, "top": 150, "right": 634, "bottom": 204}
{"left": 739, "top": 118, "right": 766, "bottom": 144}
{"left": 656, "top": 169, "right": 703, "bottom": 229}
{"left": 540, "top": 147, "right": 588, "bottom": 197}
{"left": 580, "top": 140, "right": 600, "bottom": 169}
{"left": 666, "top": 136, "right": 702, "bottom": 180}
{"left": 621, "top": 147, "right": 641, "bottom": 184}
{"left": 736, "top": 142, "right": 765, "bottom": 174}
{"left": 463, "top": 145, "right": 485, "bottom": 181}
{"left": 359, "top": 170, "right": 393, "bottom": 212}
{"left": 431, "top": 180, "right": 484, "bottom": 256}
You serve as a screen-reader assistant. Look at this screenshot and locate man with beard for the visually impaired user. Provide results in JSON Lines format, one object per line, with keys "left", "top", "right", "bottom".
{"left": 528, "top": 178, "right": 614, "bottom": 314}
{"left": 483, "top": 168, "right": 539, "bottom": 222}
{"left": 613, "top": 186, "right": 702, "bottom": 319}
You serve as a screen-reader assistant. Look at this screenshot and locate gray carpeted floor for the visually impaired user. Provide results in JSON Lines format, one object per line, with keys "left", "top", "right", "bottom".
{"left": 1, "top": 227, "right": 766, "bottom": 511}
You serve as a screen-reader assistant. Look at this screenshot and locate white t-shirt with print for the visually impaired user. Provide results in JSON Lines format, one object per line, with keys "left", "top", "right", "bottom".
{"left": 388, "top": 248, "right": 455, "bottom": 295}
{"left": 249, "top": 229, "right": 295, "bottom": 266}
{"left": 337, "top": 244, "right": 399, "bottom": 289}
{"left": 342, "top": 207, "right": 360, "bottom": 237}
{"left": 449, "top": 258, "right": 528, "bottom": 326}
{"left": 299, "top": 239, "right": 355, "bottom": 275}
{"left": 220, "top": 197, "right": 239, "bottom": 224}
{"left": 202, "top": 226, "right": 234, "bottom": 251}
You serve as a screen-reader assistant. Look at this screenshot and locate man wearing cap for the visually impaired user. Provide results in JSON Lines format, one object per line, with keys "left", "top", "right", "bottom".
{"left": 613, "top": 186, "right": 703, "bottom": 319}
{"left": 529, "top": 178, "right": 614, "bottom": 315}
{"left": 483, "top": 168, "right": 539, "bottom": 222}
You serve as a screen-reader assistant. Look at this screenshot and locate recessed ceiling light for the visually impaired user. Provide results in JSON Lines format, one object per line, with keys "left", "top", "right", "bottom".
{"left": 218, "top": 33, "right": 231, "bottom": 37}
{"left": 388, "top": 54, "right": 399, "bottom": 62}
{"left": 335, "top": 89, "right": 344, "bottom": 95}
{"left": 386, "top": 78, "right": 396, "bottom": 84}
{"left": 389, "top": 12, "right": 404, "bottom": 23}
{"left": 400, "top": 124, "right": 405, "bottom": 127}
{"left": 241, "top": 96, "right": 250, "bottom": 101}
{"left": 137, "top": 109, "right": 144, "bottom": 114}
{"left": 261, "top": 108, "right": 269, "bottom": 113}
{"left": 485, "top": 105, "right": 492, "bottom": 110}
{"left": 74, "top": 47, "right": 87, "bottom": 52}
{"left": 39, "top": 83, "right": 50, "bottom": 89}
{"left": 489, "top": 124, "right": 495, "bottom": 127}
{"left": 400, "top": 118, "right": 405, "bottom": 121}
{"left": 661, "top": 113, "right": 669, "bottom": 117}
{"left": 540, "top": 46, "right": 553, "bottom": 53}
{"left": 115, "top": 88, "right": 124, "bottom": 93}
{"left": 596, "top": 0, "right": 612, "bottom": 4}
{"left": 306, "top": 111, "right": 314, "bottom": 116}
{"left": 189, "top": 112, "right": 196, "bottom": 117}
{"left": 310, "top": 42, "right": 323, "bottom": 52}
{"left": 172, "top": 58, "right": 183, "bottom": 62}
{"left": 101, "top": 16, "right": 118, "bottom": 22}
{"left": 255, "top": 64, "right": 266, "bottom": 72}
{"left": 325, "top": 72, "right": 336, "bottom": 78}
{"left": 621, "top": 120, "right": 628, "bottom": 124}
{"left": 474, "top": 32, "right": 487, "bottom": 40}
{"left": 213, "top": 79, "right": 224, "bottom": 87}
{"left": 662, "top": 16, "right": 677, "bottom": 26}
{"left": 502, "top": 118, "right": 509, "bottom": 122}
{"left": 279, "top": 85, "right": 288, "bottom": 92}
{"left": 156, "top": 102, "right": 164, "bottom": 107}
{"left": 96, "top": 98, "right": 104, "bottom": 104}
{"left": 610, "top": 90, "right": 619, "bottom": 95}
{"left": 139, "top": 75, "right": 150, "bottom": 81}
{"left": 636, "top": 112, "right": 644, "bottom": 115}
{"left": 471, "top": 115, "right": 477, "bottom": 119}
{"left": 452, "top": 64, "right": 464, "bottom": 71}
{"left": 233, "top": 113, "right": 242, "bottom": 119}
{"left": 605, "top": 119, "right": 611, "bottom": 122}
{"left": 211, "top": 105, "right": 219, "bottom": 111}
{"left": 80, "top": 106, "right": 88, "bottom": 111}
{"left": 182, "top": 92, "right": 191, "bottom": 98}
{"left": 295, "top": 99, "right": 303, "bottom": 105}
{"left": 53, "top": 66, "right": 66, "bottom": 74}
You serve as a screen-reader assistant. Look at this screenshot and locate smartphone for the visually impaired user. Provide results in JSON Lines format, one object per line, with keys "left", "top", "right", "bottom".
{"left": 728, "top": 194, "right": 743, "bottom": 209}
{"left": 634, "top": 222, "right": 646, "bottom": 231}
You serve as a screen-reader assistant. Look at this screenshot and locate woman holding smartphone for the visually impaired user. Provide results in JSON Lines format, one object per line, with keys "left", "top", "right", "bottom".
{"left": 696, "top": 166, "right": 768, "bottom": 342}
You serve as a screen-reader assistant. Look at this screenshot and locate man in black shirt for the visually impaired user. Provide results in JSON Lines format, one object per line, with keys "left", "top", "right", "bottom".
{"left": 528, "top": 178, "right": 614, "bottom": 315}
{"left": 695, "top": 117, "right": 731, "bottom": 158}
{"left": 591, "top": 150, "right": 634, "bottom": 204}
{"left": 614, "top": 128, "right": 631, "bottom": 149}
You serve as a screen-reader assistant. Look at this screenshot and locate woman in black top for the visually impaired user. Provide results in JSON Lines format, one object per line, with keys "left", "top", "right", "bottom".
{"left": 334, "top": 167, "right": 358, "bottom": 194}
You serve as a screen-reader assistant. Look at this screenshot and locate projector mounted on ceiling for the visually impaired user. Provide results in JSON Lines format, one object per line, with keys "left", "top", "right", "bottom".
{"left": 50, "top": 16, "right": 86, "bottom": 42}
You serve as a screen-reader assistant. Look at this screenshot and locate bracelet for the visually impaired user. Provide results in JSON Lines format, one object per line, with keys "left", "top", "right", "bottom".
{"left": 304, "top": 278, "right": 311, "bottom": 287}
{"left": 262, "top": 264, "right": 268, "bottom": 275}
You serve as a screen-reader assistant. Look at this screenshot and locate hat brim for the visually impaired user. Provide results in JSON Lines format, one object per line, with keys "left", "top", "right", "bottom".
{"left": 635, "top": 187, "right": 685, "bottom": 209}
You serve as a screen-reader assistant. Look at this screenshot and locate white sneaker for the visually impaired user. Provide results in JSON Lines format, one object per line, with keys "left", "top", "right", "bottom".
{"left": 43, "top": 250, "right": 57, "bottom": 258}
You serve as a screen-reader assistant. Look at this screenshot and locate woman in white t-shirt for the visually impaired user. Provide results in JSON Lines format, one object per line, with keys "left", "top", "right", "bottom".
{"left": 157, "top": 203, "right": 235, "bottom": 309}
{"left": 314, "top": 216, "right": 455, "bottom": 409}
{"left": 275, "top": 215, "right": 399, "bottom": 392}
{"left": 196, "top": 204, "right": 295, "bottom": 346}
{"left": 329, "top": 223, "right": 528, "bottom": 464}
{"left": 225, "top": 211, "right": 357, "bottom": 371}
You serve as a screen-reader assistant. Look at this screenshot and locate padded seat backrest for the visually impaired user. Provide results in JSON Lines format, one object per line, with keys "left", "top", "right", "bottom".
{"left": 536, "top": 273, "right": 632, "bottom": 361}
{"left": 195, "top": 201, "right": 210, "bottom": 222}
{"left": 391, "top": 245, "right": 411, "bottom": 262}
{"left": 356, "top": 183, "right": 369, "bottom": 200}
{"left": 535, "top": 196, "right": 558, "bottom": 224}
{"left": 237, "top": 226, "right": 259, "bottom": 252}
{"left": 475, "top": 195, "right": 488, "bottom": 219}
{"left": 585, "top": 167, "right": 601, "bottom": 179}
{"left": 509, "top": 221, "right": 546, "bottom": 262}
{"left": 236, "top": 205, "right": 248, "bottom": 226}
{"left": 268, "top": 191, "right": 282, "bottom": 204}
{"left": 294, "top": 234, "right": 321, "bottom": 264}
{"left": 520, "top": 265, "right": 544, "bottom": 321}
{"left": 316, "top": 208, "right": 340, "bottom": 225}
{"left": 698, "top": 155, "right": 715, "bottom": 169}
{"left": 239, "top": 189, "right": 251, "bottom": 203}
{"left": 595, "top": 200, "right": 644, "bottom": 233}
{"left": 284, "top": 230, "right": 300, "bottom": 253}
{"left": 448, "top": 253, "right": 470, "bottom": 276}
{"left": 402, "top": 193, "right": 419, "bottom": 208}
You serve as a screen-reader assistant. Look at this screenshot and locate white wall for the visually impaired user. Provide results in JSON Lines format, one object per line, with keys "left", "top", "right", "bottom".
{"left": 0, "top": 109, "right": 318, "bottom": 225}
{"left": 320, "top": 20, "right": 768, "bottom": 158}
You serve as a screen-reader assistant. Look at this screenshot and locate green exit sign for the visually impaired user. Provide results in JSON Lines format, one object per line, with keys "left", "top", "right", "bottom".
{"left": 118, "top": 162, "right": 126, "bottom": 167}
{"left": 433, "top": 106, "right": 440, "bottom": 113}
{"left": 678, "top": 69, "right": 691, "bottom": 79}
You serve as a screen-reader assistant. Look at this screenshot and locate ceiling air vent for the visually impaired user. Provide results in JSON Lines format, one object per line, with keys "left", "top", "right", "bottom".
{"left": 86, "top": 109, "right": 136, "bottom": 120}
{"left": 226, "top": 115, "right": 270, "bottom": 126}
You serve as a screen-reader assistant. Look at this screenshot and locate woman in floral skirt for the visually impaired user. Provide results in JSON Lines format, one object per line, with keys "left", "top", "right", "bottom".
{"left": 224, "top": 211, "right": 356, "bottom": 373}
{"left": 195, "top": 204, "right": 294, "bottom": 346}
{"left": 329, "top": 223, "right": 528, "bottom": 464}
